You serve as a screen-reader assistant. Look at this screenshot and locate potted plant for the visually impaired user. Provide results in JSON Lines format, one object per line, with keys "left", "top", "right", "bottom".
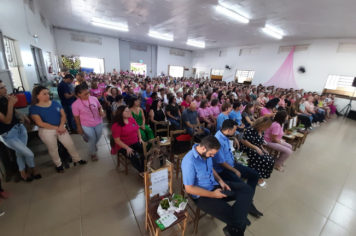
{"left": 172, "top": 194, "right": 187, "bottom": 208}
{"left": 297, "top": 124, "right": 305, "bottom": 130}
{"left": 285, "top": 129, "right": 293, "bottom": 135}
{"left": 160, "top": 199, "right": 170, "bottom": 210}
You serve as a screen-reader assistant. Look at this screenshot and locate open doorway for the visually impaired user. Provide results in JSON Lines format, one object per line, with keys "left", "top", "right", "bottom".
{"left": 130, "top": 63, "right": 146, "bottom": 75}
{"left": 31, "top": 45, "right": 47, "bottom": 84}
{"left": 3, "top": 37, "right": 23, "bottom": 88}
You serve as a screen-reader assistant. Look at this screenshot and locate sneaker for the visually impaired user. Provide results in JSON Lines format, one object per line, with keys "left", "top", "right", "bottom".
{"left": 309, "top": 127, "right": 313, "bottom": 130}
{"left": 223, "top": 225, "right": 244, "bottom": 236}
{"left": 0, "top": 211, "right": 4, "bottom": 217}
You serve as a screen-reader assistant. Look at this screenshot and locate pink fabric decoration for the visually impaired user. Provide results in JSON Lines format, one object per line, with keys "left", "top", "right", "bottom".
{"left": 263, "top": 46, "right": 299, "bottom": 89}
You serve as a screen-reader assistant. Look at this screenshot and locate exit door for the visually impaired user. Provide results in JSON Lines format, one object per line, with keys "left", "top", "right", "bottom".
{"left": 31, "top": 46, "right": 46, "bottom": 84}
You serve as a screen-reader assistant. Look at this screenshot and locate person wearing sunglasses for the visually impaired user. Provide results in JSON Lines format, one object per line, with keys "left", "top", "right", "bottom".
{"left": 0, "top": 80, "right": 41, "bottom": 182}
{"left": 72, "top": 84, "right": 106, "bottom": 161}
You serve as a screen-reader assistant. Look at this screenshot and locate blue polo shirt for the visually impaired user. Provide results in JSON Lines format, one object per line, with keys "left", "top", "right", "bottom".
{"left": 229, "top": 110, "right": 242, "bottom": 125}
{"left": 216, "top": 113, "right": 229, "bottom": 131}
{"left": 181, "top": 144, "right": 218, "bottom": 199}
{"left": 212, "top": 131, "right": 235, "bottom": 173}
{"left": 57, "top": 80, "right": 75, "bottom": 106}
{"left": 141, "top": 91, "right": 152, "bottom": 110}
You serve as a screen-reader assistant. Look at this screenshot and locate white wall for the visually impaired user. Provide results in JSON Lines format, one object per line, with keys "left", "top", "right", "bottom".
{"left": 157, "top": 46, "right": 193, "bottom": 77}
{"left": 119, "top": 40, "right": 157, "bottom": 77}
{"left": 193, "top": 38, "right": 356, "bottom": 111}
{"left": 0, "top": 0, "right": 58, "bottom": 90}
{"left": 54, "top": 28, "right": 120, "bottom": 74}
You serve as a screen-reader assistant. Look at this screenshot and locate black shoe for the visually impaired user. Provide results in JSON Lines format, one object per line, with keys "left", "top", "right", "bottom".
{"left": 21, "top": 177, "right": 33, "bottom": 183}
{"left": 246, "top": 218, "right": 251, "bottom": 226}
{"left": 73, "top": 160, "right": 87, "bottom": 166}
{"left": 249, "top": 203, "right": 263, "bottom": 217}
{"left": 56, "top": 165, "right": 65, "bottom": 173}
{"left": 32, "top": 174, "right": 42, "bottom": 180}
{"left": 223, "top": 225, "right": 244, "bottom": 236}
{"left": 14, "top": 172, "right": 21, "bottom": 183}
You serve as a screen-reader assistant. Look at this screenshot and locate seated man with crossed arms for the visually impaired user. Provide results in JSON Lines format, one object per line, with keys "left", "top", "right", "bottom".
{"left": 181, "top": 136, "right": 253, "bottom": 236}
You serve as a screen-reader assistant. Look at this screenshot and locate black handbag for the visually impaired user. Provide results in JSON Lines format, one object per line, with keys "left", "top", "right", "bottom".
{"left": 193, "top": 133, "right": 205, "bottom": 143}
{"left": 171, "top": 134, "right": 192, "bottom": 155}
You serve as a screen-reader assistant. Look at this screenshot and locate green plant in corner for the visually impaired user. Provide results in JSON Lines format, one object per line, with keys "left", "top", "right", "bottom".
{"left": 172, "top": 194, "right": 187, "bottom": 208}
{"left": 160, "top": 199, "right": 170, "bottom": 210}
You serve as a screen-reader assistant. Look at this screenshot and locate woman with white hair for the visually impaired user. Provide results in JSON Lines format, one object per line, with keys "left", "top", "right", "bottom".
{"left": 256, "top": 93, "right": 266, "bottom": 107}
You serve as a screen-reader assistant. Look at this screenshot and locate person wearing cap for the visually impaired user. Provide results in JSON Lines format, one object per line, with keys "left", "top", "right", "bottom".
{"left": 57, "top": 74, "right": 77, "bottom": 132}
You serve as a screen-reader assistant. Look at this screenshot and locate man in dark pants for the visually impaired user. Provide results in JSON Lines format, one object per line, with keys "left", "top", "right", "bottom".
{"left": 213, "top": 119, "right": 263, "bottom": 218}
{"left": 57, "top": 74, "right": 77, "bottom": 132}
{"left": 0, "top": 142, "right": 19, "bottom": 182}
{"left": 182, "top": 136, "right": 253, "bottom": 236}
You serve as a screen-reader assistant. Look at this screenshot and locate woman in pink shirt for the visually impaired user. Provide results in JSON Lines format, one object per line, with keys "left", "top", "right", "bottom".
{"left": 198, "top": 99, "right": 216, "bottom": 131}
{"left": 72, "top": 84, "right": 106, "bottom": 161}
{"left": 112, "top": 106, "right": 144, "bottom": 176}
{"left": 89, "top": 82, "right": 102, "bottom": 99}
{"left": 209, "top": 98, "right": 221, "bottom": 121}
{"left": 278, "top": 94, "right": 286, "bottom": 108}
{"left": 264, "top": 111, "right": 292, "bottom": 172}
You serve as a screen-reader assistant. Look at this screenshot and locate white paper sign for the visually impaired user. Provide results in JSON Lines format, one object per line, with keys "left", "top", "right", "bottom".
{"left": 229, "top": 140, "right": 235, "bottom": 152}
{"left": 289, "top": 119, "right": 293, "bottom": 129}
{"left": 293, "top": 117, "right": 297, "bottom": 127}
{"left": 151, "top": 169, "right": 168, "bottom": 196}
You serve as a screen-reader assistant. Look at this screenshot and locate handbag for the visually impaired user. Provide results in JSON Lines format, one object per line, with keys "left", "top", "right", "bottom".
{"left": 18, "top": 86, "right": 32, "bottom": 104}
{"left": 193, "top": 133, "right": 205, "bottom": 143}
{"left": 146, "top": 148, "right": 165, "bottom": 170}
{"left": 12, "top": 88, "right": 28, "bottom": 108}
{"left": 172, "top": 134, "right": 192, "bottom": 155}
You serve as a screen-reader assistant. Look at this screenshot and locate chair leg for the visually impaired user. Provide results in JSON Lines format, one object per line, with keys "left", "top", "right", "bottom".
{"left": 182, "top": 211, "right": 189, "bottom": 236}
{"left": 193, "top": 208, "right": 200, "bottom": 235}
{"left": 155, "top": 229, "right": 161, "bottom": 236}
{"left": 124, "top": 156, "right": 128, "bottom": 175}
{"left": 176, "top": 158, "right": 180, "bottom": 179}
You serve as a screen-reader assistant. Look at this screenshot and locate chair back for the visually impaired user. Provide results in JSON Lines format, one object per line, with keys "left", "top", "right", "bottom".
{"left": 144, "top": 161, "right": 174, "bottom": 204}
{"left": 154, "top": 120, "right": 170, "bottom": 137}
{"left": 191, "top": 123, "right": 205, "bottom": 144}
{"left": 169, "top": 130, "right": 191, "bottom": 158}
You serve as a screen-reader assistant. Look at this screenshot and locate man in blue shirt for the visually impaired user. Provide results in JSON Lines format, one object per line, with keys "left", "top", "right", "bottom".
{"left": 213, "top": 119, "right": 262, "bottom": 218}
{"left": 124, "top": 86, "right": 137, "bottom": 105}
{"left": 182, "top": 136, "right": 253, "bottom": 236}
{"left": 57, "top": 74, "right": 77, "bottom": 132}
{"left": 141, "top": 86, "right": 151, "bottom": 113}
{"left": 216, "top": 102, "right": 233, "bottom": 131}
{"left": 182, "top": 102, "right": 210, "bottom": 136}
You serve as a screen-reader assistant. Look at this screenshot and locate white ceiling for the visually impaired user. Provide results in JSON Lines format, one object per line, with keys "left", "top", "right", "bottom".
{"left": 38, "top": 0, "right": 356, "bottom": 50}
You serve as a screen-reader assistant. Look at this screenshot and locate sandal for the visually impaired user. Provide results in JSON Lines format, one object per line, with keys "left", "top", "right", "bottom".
{"left": 31, "top": 174, "right": 42, "bottom": 179}
{"left": 74, "top": 160, "right": 87, "bottom": 166}
{"left": 282, "top": 163, "right": 286, "bottom": 167}
{"left": 258, "top": 180, "right": 267, "bottom": 188}
{"left": 274, "top": 166, "right": 284, "bottom": 172}
{"left": 91, "top": 155, "right": 98, "bottom": 162}
{"left": 21, "top": 177, "right": 33, "bottom": 183}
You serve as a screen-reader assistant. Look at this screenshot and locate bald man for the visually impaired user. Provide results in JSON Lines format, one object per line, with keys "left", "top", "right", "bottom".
{"left": 182, "top": 102, "right": 210, "bottom": 136}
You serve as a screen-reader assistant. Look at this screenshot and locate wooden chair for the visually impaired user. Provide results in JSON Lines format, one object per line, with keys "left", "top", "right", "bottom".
{"left": 144, "top": 162, "right": 189, "bottom": 236}
{"left": 169, "top": 130, "right": 191, "bottom": 179}
{"left": 155, "top": 121, "right": 171, "bottom": 149}
{"left": 180, "top": 176, "right": 214, "bottom": 235}
{"left": 143, "top": 137, "right": 161, "bottom": 171}
{"left": 117, "top": 152, "right": 131, "bottom": 175}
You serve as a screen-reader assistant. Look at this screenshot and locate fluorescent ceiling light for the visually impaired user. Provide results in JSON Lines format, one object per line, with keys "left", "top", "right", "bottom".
{"left": 262, "top": 27, "right": 283, "bottom": 39}
{"left": 92, "top": 22, "right": 128, "bottom": 31}
{"left": 148, "top": 32, "right": 173, "bottom": 41}
{"left": 215, "top": 5, "right": 249, "bottom": 24}
{"left": 186, "top": 41, "right": 205, "bottom": 48}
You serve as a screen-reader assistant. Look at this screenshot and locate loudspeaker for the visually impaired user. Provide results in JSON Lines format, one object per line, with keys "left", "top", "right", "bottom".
{"left": 352, "top": 77, "right": 356, "bottom": 87}
{"left": 347, "top": 110, "right": 356, "bottom": 120}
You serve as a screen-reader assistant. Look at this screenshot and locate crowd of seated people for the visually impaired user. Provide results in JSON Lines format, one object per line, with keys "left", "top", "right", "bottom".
{"left": 0, "top": 70, "right": 343, "bottom": 233}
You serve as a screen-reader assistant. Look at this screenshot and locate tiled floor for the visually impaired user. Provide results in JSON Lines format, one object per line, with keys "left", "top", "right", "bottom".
{"left": 1, "top": 117, "right": 356, "bottom": 236}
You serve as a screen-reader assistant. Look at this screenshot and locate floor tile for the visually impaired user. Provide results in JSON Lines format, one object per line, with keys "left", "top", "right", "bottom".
{"left": 269, "top": 192, "right": 327, "bottom": 236}
{"left": 320, "top": 220, "right": 350, "bottom": 236}
{"left": 329, "top": 202, "right": 356, "bottom": 235}
{"left": 338, "top": 189, "right": 356, "bottom": 212}
{"left": 81, "top": 202, "right": 141, "bottom": 236}
{"left": 37, "top": 219, "right": 82, "bottom": 236}
{"left": 23, "top": 188, "right": 81, "bottom": 236}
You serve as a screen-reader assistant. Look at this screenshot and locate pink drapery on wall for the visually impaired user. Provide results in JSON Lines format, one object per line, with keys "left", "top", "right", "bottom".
{"left": 263, "top": 46, "right": 299, "bottom": 89}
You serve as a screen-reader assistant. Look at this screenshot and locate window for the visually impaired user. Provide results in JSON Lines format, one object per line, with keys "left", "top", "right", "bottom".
{"left": 236, "top": 70, "right": 255, "bottom": 83}
{"left": 79, "top": 57, "right": 105, "bottom": 74}
{"left": 54, "top": 54, "right": 60, "bottom": 73}
{"left": 239, "top": 47, "right": 260, "bottom": 56}
{"left": 168, "top": 66, "right": 184, "bottom": 77}
{"left": 324, "top": 74, "right": 356, "bottom": 97}
{"left": 211, "top": 69, "right": 224, "bottom": 76}
{"left": 4, "top": 37, "right": 24, "bottom": 87}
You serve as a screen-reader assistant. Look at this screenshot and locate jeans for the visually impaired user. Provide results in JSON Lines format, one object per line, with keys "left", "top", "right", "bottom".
{"left": 62, "top": 105, "right": 77, "bottom": 131}
{"left": 0, "top": 124, "right": 35, "bottom": 171}
{"left": 311, "top": 113, "right": 323, "bottom": 123}
{"left": 82, "top": 123, "right": 103, "bottom": 155}
{"left": 318, "top": 109, "right": 325, "bottom": 115}
{"left": 118, "top": 142, "right": 145, "bottom": 172}
{"left": 185, "top": 127, "right": 210, "bottom": 136}
{"left": 301, "top": 114, "right": 313, "bottom": 123}
{"left": 38, "top": 128, "right": 81, "bottom": 167}
{"left": 218, "top": 162, "right": 259, "bottom": 195}
{"left": 192, "top": 181, "right": 253, "bottom": 229}
{"left": 167, "top": 116, "right": 180, "bottom": 130}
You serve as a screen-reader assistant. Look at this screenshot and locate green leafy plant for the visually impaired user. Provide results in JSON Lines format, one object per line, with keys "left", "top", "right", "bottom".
{"left": 160, "top": 199, "right": 170, "bottom": 210}
{"left": 172, "top": 194, "right": 187, "bottom": 208}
